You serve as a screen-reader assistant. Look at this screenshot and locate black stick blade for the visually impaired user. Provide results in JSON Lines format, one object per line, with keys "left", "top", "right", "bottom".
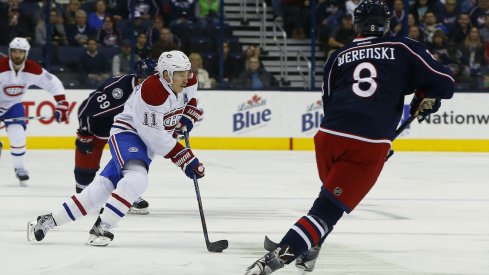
{"left": 208, "top": 240, "right": 229, "bottom": 252}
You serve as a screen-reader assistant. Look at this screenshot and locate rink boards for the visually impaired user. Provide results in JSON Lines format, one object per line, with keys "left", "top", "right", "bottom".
{"left": 0, "top": 90, "right": 488, "bottom": 152}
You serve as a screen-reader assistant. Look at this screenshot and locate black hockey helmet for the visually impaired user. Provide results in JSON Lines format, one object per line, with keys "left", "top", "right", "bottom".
{"left": 135, "top": 58, "right": 157, "bottom": 79}
{"left": 353, "top": 0, "right": 391, "bottom": 37}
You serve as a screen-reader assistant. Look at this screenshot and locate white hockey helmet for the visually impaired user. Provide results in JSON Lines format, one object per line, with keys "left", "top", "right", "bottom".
{"left": 157, "top": 50, "right": 191, "bottom": 82}
{"left": 9, "top": 37, "right": 31, "bottom": 56}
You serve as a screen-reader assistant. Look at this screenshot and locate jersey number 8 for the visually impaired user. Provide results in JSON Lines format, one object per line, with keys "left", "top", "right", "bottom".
{"left": 352, "top": 62, "right": 378, "bottom": 97}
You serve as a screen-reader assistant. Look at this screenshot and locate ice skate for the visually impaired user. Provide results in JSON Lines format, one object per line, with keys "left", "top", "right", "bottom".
{"left": 245, "top": 245, "right": 295, "bottom": 275}
{"left": 128, "top": 197, "right": 149, "bottom": 215}
{"left": 86, "top": 217, "right": 114, "bottom": 246}
{"left": 295, "top": 245, "right": 321, "bottom": 272}
{"left": 27, "top": 213, "right": 57, "bottom": 241}
{"left": 15, "top": 168, "right": 29, "bottom": 187}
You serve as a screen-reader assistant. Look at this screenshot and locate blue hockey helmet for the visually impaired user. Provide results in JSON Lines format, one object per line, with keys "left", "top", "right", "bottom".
{"left": 135, "top": 58, "right": 157, "bottom": 79}
{"left": 353, "top": 0, "right": 391, "bottom": 37}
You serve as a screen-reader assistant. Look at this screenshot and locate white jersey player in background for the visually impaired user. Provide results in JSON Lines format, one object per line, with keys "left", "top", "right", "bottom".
{"left": 0, "top": 37, "right": 69, "bottom": 186}
{"left": 27, "top": 50, "right": 205, "bottom": 246}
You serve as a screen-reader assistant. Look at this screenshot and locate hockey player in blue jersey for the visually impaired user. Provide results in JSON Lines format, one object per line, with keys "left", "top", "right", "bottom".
{"left": 74, "top": 58, "right": 157, "bottom": 215}
{"left": 245, "top": 1, "right": 455, "bottom": 274}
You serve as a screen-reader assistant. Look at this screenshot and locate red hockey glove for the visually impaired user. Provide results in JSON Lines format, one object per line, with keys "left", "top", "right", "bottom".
{"left": 55, "top": 100, "right": 70, "bottom": 123}
{"left": 76, "top": 130, "right": 94, "bottom": 154}
{"left": 170, "top": 148, "right": 205, "bottom": 179}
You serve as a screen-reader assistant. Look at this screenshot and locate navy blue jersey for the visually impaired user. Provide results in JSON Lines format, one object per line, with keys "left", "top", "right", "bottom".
{"left": 78, "top": 74, "right": 137, "bottom": 138}
{"left": 321, "top": 36, "right": 455, "bottom": 141}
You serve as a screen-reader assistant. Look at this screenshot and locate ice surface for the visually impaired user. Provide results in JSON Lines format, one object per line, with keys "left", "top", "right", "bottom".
{"left": 1, "top": 150, "right": 488, "bottom": 275}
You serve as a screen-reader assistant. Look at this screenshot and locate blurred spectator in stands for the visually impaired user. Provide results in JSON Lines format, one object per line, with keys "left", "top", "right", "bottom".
{"left": 470, "top": 0, "right": 489, "bottom": 28}
{"left": 410, "top": 0, "right": 431, "bottom": 23}
{"left": 189, "top": 52, "right": 216, "bottom": 89}
{"left": 407, "top": 13, "right": 419, "bottom": 29}
{"left": 283, "top": 0, "right": 310, "bottom": 39}
{"left": 448, "top": 12, "right": 471, "bottom": 44}
{"left": 271, "top": 0, "right": 284, "bottom": 24}
{"left": 316, "top": 0, "right": 345, "bottom": 44}
{"left": 222, "top": 41, "right": 241, "bottom": 84}
{"left": 408, "top": 25, "right": 424, "bottom": 41}
{"left": 66, "top": 9, "right": 95, "bottom": 46}
{"left": 169, "top": 0, "right": 197, "bottom": 28}
{"left": 146, "top": 14, "right": 165, "bottom": 46}
{"left": 135, "top": 32, "right": 150, "bottom": 59}
{"left": 461, "top": 0, "right": 477, "bottom": 13}
{"left": 233, "top": 56, "right": 277, "bottom": 90}
{"left": 480, "top": 14, "right": 489, "bottom": 43}
{"left": 35, "top": 9, "right": 67, "bottom": 47}
{"left": 460, "top": 26, "right": 487, "bottom": 87}
{"left": 149, "top": 27, "right": 180, "bottom": 58}
{"left": 79, "top": 38, "right": 110, "bottom": 88}
{"left": 438, "top": 0, "right": 459, "bottom": 33}
{"left": 243, "top": 44, "right": 264, "bottom": 68}
{"left": 105, "top": 0, "right": 128, "bottom": 20}
{"left": 390, "top": 0, "right": 406, "bottom": 36}
{"left": 2, "top": 6, "right": 33, "bottom": 44}
{"left": 64, "top": 0, "right": 81, "bottom": 26}
{"left": 195, "top": 0, "right": 219, "bottom": 28}
{"left": 420, "top": 11, "right": 448, "bottom": 43}
{"left": 96, "top": 16, "right": 121, "bottom": 47}
{"left": 88, "top": 0, "right": 107, "bottom": 30}
{"left": 327, "top": 14, "right": 354, "bottom": 56}
{"left": 129, "top": 0, "right": 160, "bottom": 20}
{"left": 345, "top": 0, "right": 362, "bottom": 19}
{"left": 113, "top": 39, "right": 139, "bottom": 76}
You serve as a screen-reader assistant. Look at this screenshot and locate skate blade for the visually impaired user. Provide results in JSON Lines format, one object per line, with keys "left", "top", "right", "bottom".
{"left": 27, "top": 220, "right": 36, "bottom": 241}
{"left": 128, "top": 207, "right": 149, "bottom": 215}
{"left": 19, "top": 180, "right": 28, "bottom": 187}
{"left": 86, "top": 235, "right": 111, "bottom": 246}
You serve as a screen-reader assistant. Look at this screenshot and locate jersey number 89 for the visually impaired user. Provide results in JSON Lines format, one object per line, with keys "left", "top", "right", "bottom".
{"left": 97, "top": 94, "right": 110, "bottom": 109}
{"left": 352, "top": 62, "right": 378, "bottom": 97}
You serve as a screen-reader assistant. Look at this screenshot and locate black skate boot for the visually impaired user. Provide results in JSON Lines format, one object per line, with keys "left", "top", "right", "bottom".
{"left": 27, "top": 213, "right": 57, "bottom": 241}
{"left": 86, "top": 217, "right": 114, "bottom": 246}
{"left": 295, "top": 244, "right": 322, "bottom": 272}
{"left": 245, "top": 245, "right": 295, "bottom": 275}
{"left": 128, "top": 197, "right": 149, "bottom": 215}
{"left": 15, "top": 168, "right": 29, "bottom": 187}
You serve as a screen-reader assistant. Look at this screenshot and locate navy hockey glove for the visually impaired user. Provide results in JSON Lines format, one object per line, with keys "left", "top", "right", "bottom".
{"left": 55, "top": 100, "right": 70, "bottom": 123}
{"left": 171, "top": 148, "right": 205, "bottom": 179}
{"left": 76, "top": 130, "right": 94, "bottom": 154}
{"left": 410, "top": 92, "right": 441, "bottom": 121}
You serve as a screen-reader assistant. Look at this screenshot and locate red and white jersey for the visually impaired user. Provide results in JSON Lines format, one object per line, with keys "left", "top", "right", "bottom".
{"left": 0, "top": 57, "right": 65, "bottom": 116}
{"left": 111, "top": 74, "right": 198, "bottom": 159}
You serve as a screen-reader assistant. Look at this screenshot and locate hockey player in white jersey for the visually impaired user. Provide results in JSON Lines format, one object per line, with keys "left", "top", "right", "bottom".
{"left": 0, "top": 37, "right": 69, "bottom": 186}
{"left": 27, "top": 50, "right": 205, "bottom": 246}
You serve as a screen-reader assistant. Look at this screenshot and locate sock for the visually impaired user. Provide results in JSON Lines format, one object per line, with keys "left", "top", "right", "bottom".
{"left": 52, "top": 176, "right": 113, "bottom": 226}
{"left": 6, "top": 124, "right": 26, "bottom": 169}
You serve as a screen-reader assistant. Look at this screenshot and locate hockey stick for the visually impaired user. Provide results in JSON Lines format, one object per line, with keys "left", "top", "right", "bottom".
{"left": 1, "top": 115, "right": 54, "bottom": 123}
{"left": 183, "top": 131, "right": 229, "bottom": 253}
{"left": 386, "top": 115, "right": 417, "bottom": 160}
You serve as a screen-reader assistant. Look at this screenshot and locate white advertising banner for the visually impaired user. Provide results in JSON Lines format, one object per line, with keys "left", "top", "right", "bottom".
{"left": 2, "top": 90, "right": 488, "bottom": 140}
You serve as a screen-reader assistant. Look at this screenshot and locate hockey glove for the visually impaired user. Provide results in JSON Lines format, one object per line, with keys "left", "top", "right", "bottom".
{"left": 76, "top": 130, "right": 94, "bottom": 154}
{"left": 179, "top": 104, "right": 203, "bottom": 133}
{"left": 410, "top": 92, "right": 441, "bottom": 122}
{"left": 55, "top": 100, "right": 70, "bottom": 123}
{"left": 171, "top": 148, "right": 205, "bottom": 179}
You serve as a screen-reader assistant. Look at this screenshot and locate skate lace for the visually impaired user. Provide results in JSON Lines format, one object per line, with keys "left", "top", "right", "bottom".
{"left": 98, "top": 221, "right": 113, "bottom": 234}
{"left": 133, "top": 197, "right": 143, "bottom": 203}
{"left": 37, "top": 215, "right": 56, "bottom": 234}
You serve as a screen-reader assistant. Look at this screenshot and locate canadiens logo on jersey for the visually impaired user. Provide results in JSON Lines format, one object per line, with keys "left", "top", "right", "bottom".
{"left": 3, "top": 85, "right": 25, "bottom": 96}
{"left": 163, "top": 107, "right": 184, "bottom": 130}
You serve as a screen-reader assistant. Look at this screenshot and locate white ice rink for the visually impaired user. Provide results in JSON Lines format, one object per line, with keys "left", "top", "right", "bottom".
{"left": 0, "top": 149, "right": 488, "bottom": 275}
